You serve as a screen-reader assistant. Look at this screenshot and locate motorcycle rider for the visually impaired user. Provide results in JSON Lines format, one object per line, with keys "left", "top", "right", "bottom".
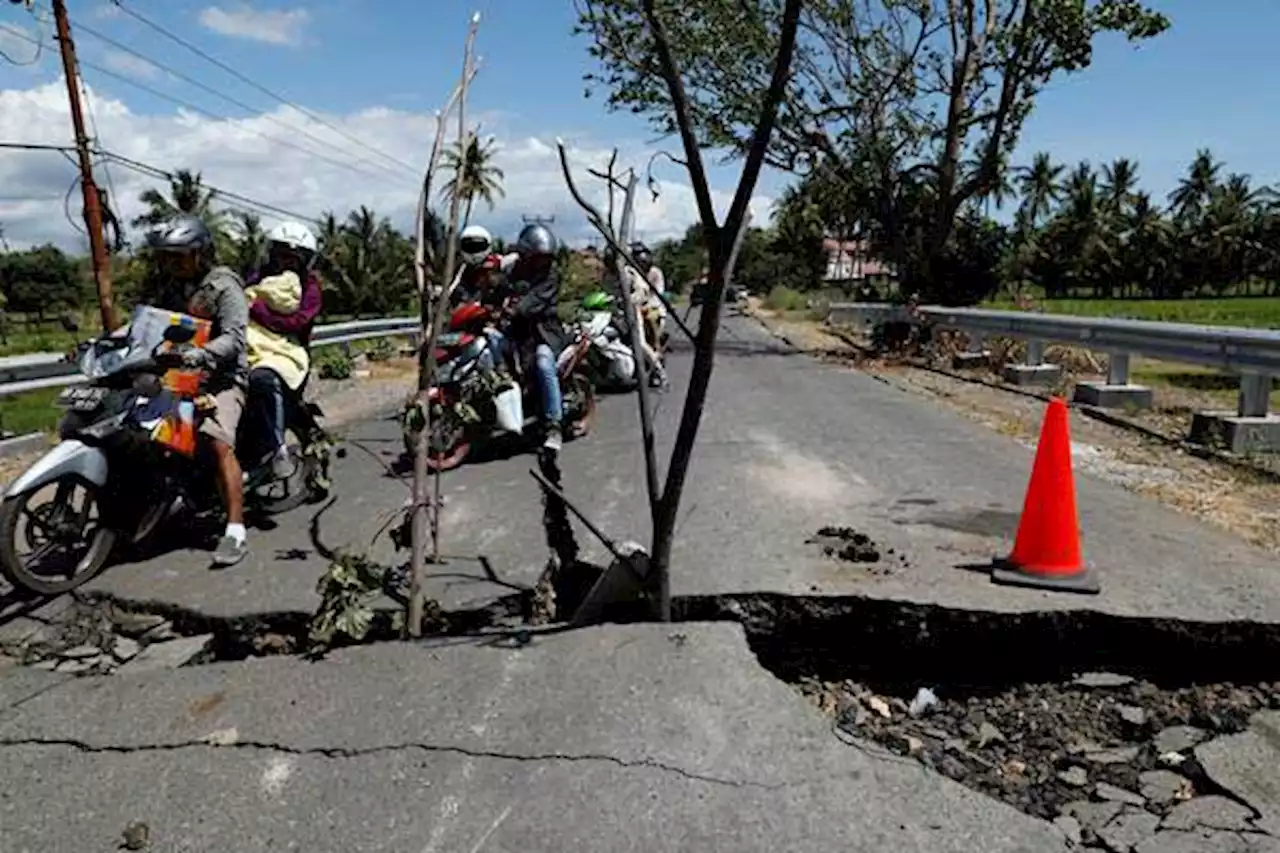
{"left": 245, "top": 220, "right": 323, "bottom": 480}
{"left": 139, "top": 214, "right": 251, "bottom": 567}
{"left": 607, "top": 244, "right": 670, "bottom": 389}
{"left": 502, "top": 223, "right": 567, "bottom": 453}
{"left": 630, "top": 242, "right": 668, "bottom": 358}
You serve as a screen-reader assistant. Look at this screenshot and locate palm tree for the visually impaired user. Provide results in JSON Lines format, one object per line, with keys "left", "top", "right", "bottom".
{"left": 1168, "top": 149, "right": 1222, "bottom": 222}
{"left": 131, "top": 169, "right": 226, "bottom": 232}
{"left": 229, "top": 211, "right": 267, "bottom": 277}
{"left": 439, "top": 133, "right": 506, "bottom": 226}
{"left": 1017, "top": 153, "right": 1064, "bottom": 224}
{"left": 1101, "top": 158, "right": 1139, "bottom": 216}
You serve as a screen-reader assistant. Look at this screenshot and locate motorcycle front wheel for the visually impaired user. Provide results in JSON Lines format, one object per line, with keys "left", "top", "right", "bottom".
{"left": 0, "top": 476, "right": 118, "bottom": 595}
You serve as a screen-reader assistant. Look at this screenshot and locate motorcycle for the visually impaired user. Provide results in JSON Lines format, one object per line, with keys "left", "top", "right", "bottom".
{"left": 0, "top": 318, "right": 334, "bottom": 595}
{"left": 576, "top": 291, "right": 638, "bottom": 392}
{"left": 403, "top": 299, "right": 596, "bottom": 470}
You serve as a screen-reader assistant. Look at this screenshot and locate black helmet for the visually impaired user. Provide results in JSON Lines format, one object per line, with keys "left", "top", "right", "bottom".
{"left": 146, "top": 214, "right": 214, "bottom": 253}
{"left": 630, "top": 241, "right": 651, "bottom": 265}
{"left": 515, "top": 223, "right": 557, "bottom": 257}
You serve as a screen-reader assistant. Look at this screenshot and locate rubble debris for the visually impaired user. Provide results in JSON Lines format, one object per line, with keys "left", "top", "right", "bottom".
{"left": 1087, "top": 746, "right": 1142, "bottom": 765}
{"left": 1059, "top": 766, "right": 1090, "bottom": 787}
{"left": 1054, "top": 815, "right": 1083, "bottom": 844}
{"left": 121, "top": 821, "right": 150, "bottom": 850}
{"left": 116, "top": 635, "right": 213, "bottom": 676}
{"left": 908, "top": 687, "right": 939, "bottom": 717}
{"left": 1140, "top": 770, "right": 1194, "bottom": 807}
{"left": 1097, "top": 810, "right": 1160, "bottom": 852}
{"left": 1075, "top": 672, "right": 1137, "bottom": 689}
{"left": 798, "top": 670, "right": 1280, "bottom": 846}
{"left": 1096, "top": 782, "right": 1146, "bottom": 807}
{"left": 1161, "top": 796, "right": 1256, "bottom": 833}
{"left": 1155, "top": 726, "right": 1209, "bottom": 755}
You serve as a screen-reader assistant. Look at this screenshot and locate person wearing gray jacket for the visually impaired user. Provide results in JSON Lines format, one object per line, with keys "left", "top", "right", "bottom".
{"left": 138, "top": 214, "right": 251, "bottom": 567}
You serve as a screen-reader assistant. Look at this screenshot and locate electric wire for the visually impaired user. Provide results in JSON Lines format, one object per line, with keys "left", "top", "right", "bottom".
{"left": 1, "top": 23, "right": 408, "bottom": 186}
{"left": 107, "top": 0, "right": 422, "bottom": 176}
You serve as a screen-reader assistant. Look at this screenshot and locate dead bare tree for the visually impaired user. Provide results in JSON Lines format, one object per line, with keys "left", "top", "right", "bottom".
{"left": 557, "top": 148, "right": 660, "bottom": 528}
{"left": 557, "top": 0, "right": 802, "bottom": 621}
{"left": 407, "top": 12, "right": 481, "bottom": 639}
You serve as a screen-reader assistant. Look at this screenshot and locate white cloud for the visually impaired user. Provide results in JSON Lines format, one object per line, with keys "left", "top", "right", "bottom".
{"left": 101, "top": 49, "right": 163, "bottom": 82}
{"left": 0, "top": 82, "right": 773, "bottom": 254}
{"left": 198, "top": 5, "right": 310, "bottom": 47}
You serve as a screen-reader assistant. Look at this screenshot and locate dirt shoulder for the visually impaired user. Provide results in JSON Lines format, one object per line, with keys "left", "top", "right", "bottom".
{"left": 746, "top": 306, "right": 1280, "bottom": 555}
{"left": 0, "top": 357, "right": 417, "bottom": 486}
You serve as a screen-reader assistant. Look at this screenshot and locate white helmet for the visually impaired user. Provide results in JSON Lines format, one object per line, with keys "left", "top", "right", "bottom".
{"left": 267, "top": 220, "right": 318, "bottom": 257}
{"left": 459, "top": 224, "right": 492, "bottom": 266}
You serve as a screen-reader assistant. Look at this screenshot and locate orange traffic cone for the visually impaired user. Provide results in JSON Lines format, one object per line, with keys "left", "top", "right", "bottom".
{"left": 991, "top": 397, "right": 1100, "bottom": 594}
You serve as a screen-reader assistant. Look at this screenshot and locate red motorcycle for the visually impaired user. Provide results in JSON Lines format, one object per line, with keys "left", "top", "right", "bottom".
{"left": 402, "top": 299, "right": 596, "bottom": 470}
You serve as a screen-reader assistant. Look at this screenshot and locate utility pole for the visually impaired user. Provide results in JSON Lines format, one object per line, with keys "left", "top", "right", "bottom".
{"left": 521, "top": 214, "right": 556, "bottom": 227}
{"left": 51, "top": 0, "right": 116, "bottom": 331}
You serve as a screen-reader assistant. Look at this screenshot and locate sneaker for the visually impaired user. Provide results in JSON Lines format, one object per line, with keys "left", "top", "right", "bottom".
{"left": 542, "top": 424, "right": 563, "bottom": 453}
{"left": 211, "top": 535, "right": 248, "bottom": 568}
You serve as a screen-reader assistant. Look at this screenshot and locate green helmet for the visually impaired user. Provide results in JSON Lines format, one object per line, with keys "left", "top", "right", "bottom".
{"left": 582, "top": 291, "right": 615, "bottom": 311}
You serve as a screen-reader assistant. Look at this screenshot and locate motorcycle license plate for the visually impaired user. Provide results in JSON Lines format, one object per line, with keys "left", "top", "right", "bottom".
{"left": 436, "top": 332, "right": 464, "bottom": 346}
{"left": 56, "top": 386, "right": 107, "bottom": 411}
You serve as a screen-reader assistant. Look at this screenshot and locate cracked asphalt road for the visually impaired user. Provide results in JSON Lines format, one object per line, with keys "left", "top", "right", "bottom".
{"left": 4, "top": 311, "right": 1280, "bottom": 850}
{"left": 0, "top": 624, "right": 1071, "bottom": 852}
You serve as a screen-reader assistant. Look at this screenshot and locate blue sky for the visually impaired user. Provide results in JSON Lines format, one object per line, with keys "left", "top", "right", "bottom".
{"left": 1, "top": 0, "right": 1278, "bottom": 248}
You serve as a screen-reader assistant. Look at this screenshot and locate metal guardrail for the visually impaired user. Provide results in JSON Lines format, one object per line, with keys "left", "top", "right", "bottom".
{"left": 0, "top": 317, "right": 419, "bottom": 399}
{"left": 827, "top": 302, "right": 1279, "bottom": 421}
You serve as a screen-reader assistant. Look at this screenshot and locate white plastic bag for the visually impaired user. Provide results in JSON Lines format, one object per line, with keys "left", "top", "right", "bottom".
{"left": 494, "top": 383, "right": 524, "bottom": 434}
{"left": 603, "top": 340, "right": 636, "bottom": 384}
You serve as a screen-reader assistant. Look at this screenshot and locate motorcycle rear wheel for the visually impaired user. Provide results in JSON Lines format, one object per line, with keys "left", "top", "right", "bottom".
{"left": 565, "top": 373, "right": 596, "bottom": 439}
{"left": 0, "top": 477, "right": 118, "bottom": 596}
{"left": 251, "top": 443, "right": 319, "bottom": 516}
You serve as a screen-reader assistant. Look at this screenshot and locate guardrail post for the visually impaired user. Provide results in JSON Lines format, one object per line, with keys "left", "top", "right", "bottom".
{"left": 1238, "top": 372, "right": 1272, "bottom": 418}
{"left": 1072, "top": 351, "right": 1154, "bottom": 410}
{"left": 952, "top": 333, "right": 990, "bottom": 370}
{"left": 1189, "top": 371, "right": 1280, "bottom": 453}
{"left": 1001, "top": 338, "right": 1063, "bottom": 387}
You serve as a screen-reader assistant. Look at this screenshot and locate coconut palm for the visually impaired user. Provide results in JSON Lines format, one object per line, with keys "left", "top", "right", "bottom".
{"left": 439, "top": 133, "right": 506, "bottom": 226}
{"left": 131, "top": 169, "right": 226, "bottom": 232}
{"left": 1017, "top": 153, "right": 1064, "bottom": 224}
{"left": 229, "top": 211, "right": 267, "bottom": 277}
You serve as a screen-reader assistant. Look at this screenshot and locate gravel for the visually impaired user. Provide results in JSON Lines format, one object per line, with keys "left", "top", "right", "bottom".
{"left": 798, "top": 673, "right": 1280, "bottom": 849}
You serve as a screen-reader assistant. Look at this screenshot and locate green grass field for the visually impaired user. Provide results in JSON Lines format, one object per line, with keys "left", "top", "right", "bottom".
{"left": 986, "top": 297, "right": 1280, "bottom": 328}
{"left": 0, "top": 387, "right": 64, "bottom": 436}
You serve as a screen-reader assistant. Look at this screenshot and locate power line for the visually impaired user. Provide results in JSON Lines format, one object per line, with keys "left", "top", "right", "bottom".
{"left": 0, "top": 141, "right": 78, "bottom": 152}
{"left": 0, "top": 4, "right": 44, "bottom": 66}
{"left": 107, "top": 0, "right": 422, "bottom": 177}
{"left": 101, "top": 149, "right": 322, "bottom": 225}
{"left": 64, "top": 14, "right": 413, "bottom": 183}
{"left": 2, "top": 24, "right": 409, "bottom": 187}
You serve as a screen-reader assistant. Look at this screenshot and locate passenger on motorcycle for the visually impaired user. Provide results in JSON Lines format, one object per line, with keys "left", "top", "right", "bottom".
{"left": 139, "top": 215, "right": 251, "bottom": 567}
{"left": 456, "top": 224, "right": 513, "bottom": 373}
{"left": 244, "top": 220, "right": 323, "bottom": 480}
{"left": 502, "top": 223, "right": 567, "bottom": 453}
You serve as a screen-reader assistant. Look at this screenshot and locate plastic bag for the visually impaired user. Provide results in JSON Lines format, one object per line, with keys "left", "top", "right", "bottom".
{"left": 493, "top": 383, "right": 524, "bottom": 434}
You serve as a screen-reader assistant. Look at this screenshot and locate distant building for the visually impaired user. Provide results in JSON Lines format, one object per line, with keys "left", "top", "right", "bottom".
{"left": 822, "top": 238, "right": 896, "bottom": 292}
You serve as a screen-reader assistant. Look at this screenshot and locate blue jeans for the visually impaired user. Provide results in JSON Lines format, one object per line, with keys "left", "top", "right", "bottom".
{"left": 532, "top": 343, "right": 563, "bottom": 426}
{"left": 248, "top": 367, "right": 286, "bottom": 456}
{"left": 482, "top": 329, "right": 507, "bottom": 372}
